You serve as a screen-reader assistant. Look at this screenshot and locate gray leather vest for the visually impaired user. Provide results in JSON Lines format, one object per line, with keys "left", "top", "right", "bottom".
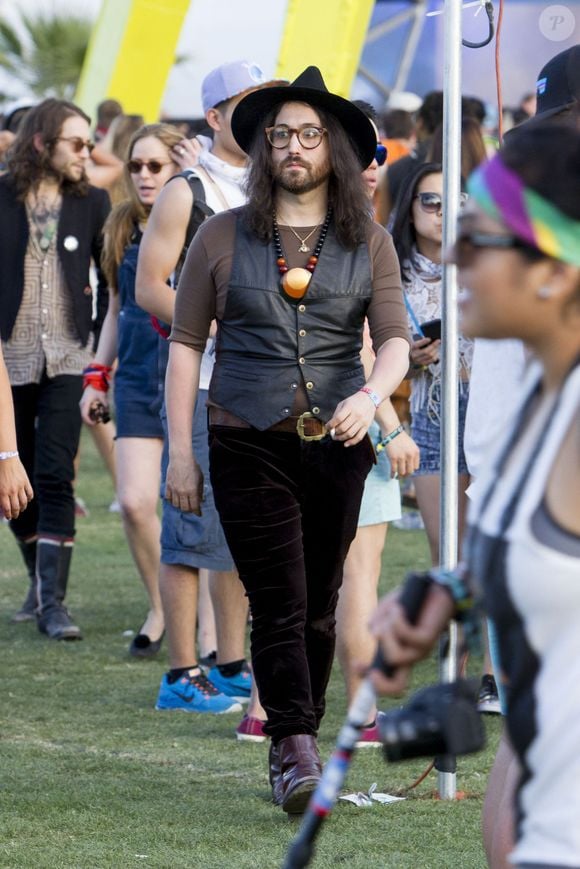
{"left": 209, "top": 209, "right": 372, "bottom": 430}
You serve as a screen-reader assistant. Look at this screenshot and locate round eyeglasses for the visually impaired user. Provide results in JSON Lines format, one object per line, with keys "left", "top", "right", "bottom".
{"left": 126, "top": 159, "right": 172, "bottom": 175}
{"left": 265, "top": 124, "right": 327, "bottom": 150}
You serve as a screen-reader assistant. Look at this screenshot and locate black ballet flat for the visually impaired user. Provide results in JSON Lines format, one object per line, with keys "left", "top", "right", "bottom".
{"left": 129, "top": 631, "right": 164, "bottom": 659}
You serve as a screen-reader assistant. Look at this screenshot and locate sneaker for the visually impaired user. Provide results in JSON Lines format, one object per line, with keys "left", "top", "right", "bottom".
{"left": 477, "top": 674, "right": 501, "bottom": 715}
{"left": 236, "top": 714, "right": 268, "bottom": 743}
{"left": 108, "top": 499, "right": 121, "bottom": 513}
{"left": 208, "top": 663, "right": 252, "bottom": 703}
{"left": 156, "top": 670, "right": 242, "bottom": 714}
{"left": 355, "top": 711, "right": 386, "bottom": 748}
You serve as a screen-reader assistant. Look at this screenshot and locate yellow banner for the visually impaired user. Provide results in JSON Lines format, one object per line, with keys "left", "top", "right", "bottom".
{"left": 276, "top": 0, "right": 375, "bottom": 96}
{"left": 76, "top": 0, "right": 191, "bottom": 122}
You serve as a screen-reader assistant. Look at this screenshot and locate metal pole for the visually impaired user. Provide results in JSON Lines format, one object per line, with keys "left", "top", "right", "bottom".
{"left": 393, "top": 2, "right": 428, "bottom": 93}
{"left": 438, "top": 0, "right": 462, "bottom": 800}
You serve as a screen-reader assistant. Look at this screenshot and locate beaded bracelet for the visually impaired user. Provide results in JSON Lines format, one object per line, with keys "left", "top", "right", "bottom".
{"left": 0, "top": 450, "right": 19, "bottom": 461}
{"left": 376, "top": 424, "right": 404, "bottom": 453}
{"left": 359, "top": 386, "right": 381, "bottom": 408}
{"left": 430, "top": 565, "right": 481, "bottom": 653}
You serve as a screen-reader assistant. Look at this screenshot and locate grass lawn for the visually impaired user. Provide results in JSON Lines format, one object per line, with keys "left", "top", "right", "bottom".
{"left": 0, "top": 432, "right": 498, "bottom": 868}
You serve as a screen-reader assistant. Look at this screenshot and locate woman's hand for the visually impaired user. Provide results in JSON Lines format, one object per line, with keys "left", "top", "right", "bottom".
{"left": 384, "top": 429, "right": 420, "bottom": 478}
{"left": 0, "top": 456, "right": 33, "bottom": 520}
{"left": 410, "top": 337, "right": 441, "bottom": 368}
{"left": 80, "top": 386, "right": 109, "bottom": 426}
{"left": 326, "top": 391, "right": 376, "bottom": 447}
{"left": 368, "top": 584, "right": 454, "bottom": 695}
{"left": 171, "top": 137, "right": 203, "bottom": 171}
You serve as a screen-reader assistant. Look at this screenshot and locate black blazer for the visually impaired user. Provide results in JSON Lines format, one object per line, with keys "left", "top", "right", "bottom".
{"left": 0, "top": 175, "right": 111, "bottom": 345}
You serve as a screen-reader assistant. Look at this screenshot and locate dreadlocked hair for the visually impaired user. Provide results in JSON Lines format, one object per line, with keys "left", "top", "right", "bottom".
{"left": 243, "top": 103, "right": 373, "bottom": 250}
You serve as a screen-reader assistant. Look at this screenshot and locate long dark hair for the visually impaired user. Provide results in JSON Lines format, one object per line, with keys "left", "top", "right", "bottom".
{"left": 243, "top": 103, "right": 373, "bottom": 249}
{"left": 391, "top": 161, "right": 442, "bottom": 266}
{"left": 6, "top": 98, "right": 91, "bottom": 200}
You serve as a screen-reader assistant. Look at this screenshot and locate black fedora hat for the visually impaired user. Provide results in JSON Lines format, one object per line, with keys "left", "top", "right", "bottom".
{"left": 231, "top": 65, "right": 377, "bottom": 168}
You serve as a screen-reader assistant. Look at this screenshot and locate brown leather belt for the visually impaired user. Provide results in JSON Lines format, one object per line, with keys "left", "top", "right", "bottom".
{"left": 209, "top": 407, "right": 328, "bottom": 441}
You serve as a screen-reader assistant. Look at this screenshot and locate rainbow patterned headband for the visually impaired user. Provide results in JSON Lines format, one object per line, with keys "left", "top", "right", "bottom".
{"left": 467, "top": 154, "right": 580, "bottom": 266}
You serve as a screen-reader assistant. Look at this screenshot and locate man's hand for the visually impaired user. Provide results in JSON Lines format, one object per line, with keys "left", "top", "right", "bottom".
{"left": 384, "top": 429, "right": 420, "bottom": 478}
{"left": 368, "top": 584, "right": 454, "bottom": 695}
{"left": 326, "top": 391, "right": 376, "bottom": 447}
{"left": 165, "top": 453, "right": 204, "bottom": 515}
{"left": 0, "top": 456, "right": 33, "bottom": 520}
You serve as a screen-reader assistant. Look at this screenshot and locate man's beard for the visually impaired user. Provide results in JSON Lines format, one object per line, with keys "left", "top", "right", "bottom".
{"left": 274, "top": 157, "right": 331, "bottom": 194}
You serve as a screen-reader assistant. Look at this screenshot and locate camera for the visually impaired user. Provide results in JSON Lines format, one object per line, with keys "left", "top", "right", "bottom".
{"left": 379, "top": 678, "right": 485, "bottom": 763}
{"left": 88, "top": 401, "right": 111, "bottom": 424}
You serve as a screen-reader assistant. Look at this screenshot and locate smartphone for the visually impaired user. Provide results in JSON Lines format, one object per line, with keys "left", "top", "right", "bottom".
{"left": 419, "top": 318, "right": 441, "bottom": 342}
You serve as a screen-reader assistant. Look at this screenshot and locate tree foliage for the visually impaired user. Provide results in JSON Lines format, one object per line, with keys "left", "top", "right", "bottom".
{"left": 0, "top": 11, "right": 93, "bottom": 100}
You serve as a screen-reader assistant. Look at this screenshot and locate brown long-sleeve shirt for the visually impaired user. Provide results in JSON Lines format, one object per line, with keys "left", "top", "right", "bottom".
{"left": 171, "top": 210, "right": 410, "bottom": 356}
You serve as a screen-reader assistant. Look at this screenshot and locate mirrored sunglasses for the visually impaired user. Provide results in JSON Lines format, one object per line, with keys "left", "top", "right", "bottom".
{"left": 415, "top": 191, "right": 469, "bottom": 213}
{"left": 375, "top": 143, "right": 387, "bottom": 167}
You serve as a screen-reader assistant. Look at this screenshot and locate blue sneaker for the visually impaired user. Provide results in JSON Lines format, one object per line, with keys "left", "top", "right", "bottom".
{"left": 208, "top": 663, "right": 252, "bottom": 703}
{"left": 156, "top": 669, "right": 242, "bottom": 714}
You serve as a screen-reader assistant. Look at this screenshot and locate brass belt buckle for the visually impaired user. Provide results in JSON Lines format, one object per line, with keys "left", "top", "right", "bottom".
{"left": 296, "top": 411, "right": 326, "bottom": 442}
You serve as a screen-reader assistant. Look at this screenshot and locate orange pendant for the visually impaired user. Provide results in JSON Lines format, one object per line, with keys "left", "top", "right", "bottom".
{"left": 281, "top": 267, "right": 312, "bottom": 299}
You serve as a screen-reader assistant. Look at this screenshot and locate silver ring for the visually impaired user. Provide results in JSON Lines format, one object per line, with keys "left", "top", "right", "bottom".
{"left": 177, "top": 146, "right": 184, "bottom": 154}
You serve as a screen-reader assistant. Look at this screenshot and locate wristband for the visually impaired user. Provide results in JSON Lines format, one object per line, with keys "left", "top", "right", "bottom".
{"left": 0, "top": 450, "right": 19, "bottom": 461}
{"left": 359, "top": 386, "right": 381, "bottom": 408}
{"left": 83, "top": 363, "right": 113, "bottom": 393}
{"left": 376, "top": 424, "right": 404, "bottom": 453}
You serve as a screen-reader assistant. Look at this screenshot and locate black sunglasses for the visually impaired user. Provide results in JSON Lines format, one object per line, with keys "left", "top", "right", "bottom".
{"left": 454, "top": 231, "right": 543, "bottom": 266}
{"left": 126, "top": 159, "right": 172, "bottom": 174}
{"left": 375, "top": 143, "right": 387, "bottom": 167}
{"left": 53, "top": 136, "right": 95, "bottom": 154}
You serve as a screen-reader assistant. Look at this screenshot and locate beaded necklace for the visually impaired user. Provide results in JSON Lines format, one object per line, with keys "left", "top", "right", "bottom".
{"left": 273, "top": 207, "right": 332, "bottom": 300}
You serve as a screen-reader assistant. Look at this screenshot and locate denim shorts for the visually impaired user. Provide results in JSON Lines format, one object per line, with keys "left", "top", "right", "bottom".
{"left": 411, "top": 386, "right": 469, "bottom": 476}
{"left": 159, "top": 390, "right": 234, "bottom": 571}
{"left": 357, "top": 421, "right": 402, "bottom": 526}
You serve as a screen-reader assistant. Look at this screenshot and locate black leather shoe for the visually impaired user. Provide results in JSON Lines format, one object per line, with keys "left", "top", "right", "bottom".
{"left": 129, "top": 632, "right": 164, "bottom": 658}
{"left": 278, "top": 734, "right": 322, "bottom": 814}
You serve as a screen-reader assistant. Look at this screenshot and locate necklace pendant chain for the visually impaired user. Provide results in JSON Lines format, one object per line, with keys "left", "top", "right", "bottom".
{"left": 299, "top": 242, "right": 309, "bottom": 253}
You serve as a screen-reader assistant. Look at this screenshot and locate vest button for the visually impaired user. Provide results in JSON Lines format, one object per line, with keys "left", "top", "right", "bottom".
{"left": 299, "top": 357, "right": 305, "bottom": 364}
{"left": 312, "top": 407, "right": 320, "bottom": 414}
{"left": 299, "top": 329, "right": 306, "bottom": 337}
{"left": 298, "top": 304, "right": 306, "bottom": 312}
{"left": 283, "top": 407, "right": 290, "bottom": 414}
{"left": 306, "top": 381, "right": 314, "bottom": 390}
{"left": 290, "top": 382, "right": 298, "bottom": 389}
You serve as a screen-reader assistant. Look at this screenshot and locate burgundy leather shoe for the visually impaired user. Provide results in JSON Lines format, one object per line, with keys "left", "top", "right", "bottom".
{"left": 269, "top": 741, "right": 283, "bottom": 806}
{"left": 278, "top": 734, "right": 322, "bottom": 814}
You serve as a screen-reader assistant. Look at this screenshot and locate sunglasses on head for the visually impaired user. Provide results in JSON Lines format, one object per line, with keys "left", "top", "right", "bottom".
{"left": 126, "top": 159, "right": 172, "bottom": 174}
{"left": 414, "top": 191, "right": 469, "bottom": 213}
{"left": 375, "top": 143, "right": 387, "bottom": 167}
{"left": 53, "top": 136, "right": 95, "bottom": 154}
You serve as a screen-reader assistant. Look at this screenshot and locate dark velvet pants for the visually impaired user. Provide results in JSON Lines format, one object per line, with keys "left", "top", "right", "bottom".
{"left": 9, "top": 373, "right": 83, "bottom": 541}
{"left": 209, "top": 426, "right": 374, "bottom": 742}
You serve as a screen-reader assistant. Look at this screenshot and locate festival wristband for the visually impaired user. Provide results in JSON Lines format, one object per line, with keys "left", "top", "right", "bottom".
{"left": 430, "top": 565, "right": 481, "bottom": 652}
{"left": 376, "top": 424, "right": 404, "bottom": 453}
{"left": 83, "top": 363, "right": 112, "bottom": 393}
{"left": 359, "top": 386, "right": 381, "bottom": 408}
{"left": 0, "top": 450, "right": 19, "bottom": 460}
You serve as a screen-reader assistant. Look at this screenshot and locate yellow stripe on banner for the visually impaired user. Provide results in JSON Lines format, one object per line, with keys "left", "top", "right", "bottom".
{"left": 76, "top": 0, "right": 191, "bottom": 123}
{"left": 275, "top": 0, "right": 375, "bottom": 96}
{"left": 75, "top": 0, "right": 133, "bottom": 117}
